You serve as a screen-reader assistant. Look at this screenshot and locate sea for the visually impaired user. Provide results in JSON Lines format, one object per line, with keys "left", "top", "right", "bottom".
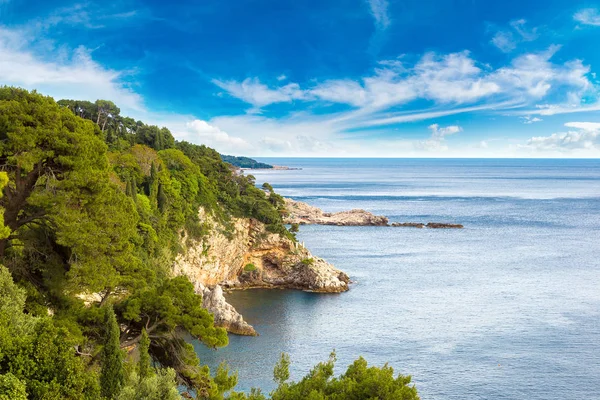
{"left": 193, "top": 158, "right": 600, "bottom": 400}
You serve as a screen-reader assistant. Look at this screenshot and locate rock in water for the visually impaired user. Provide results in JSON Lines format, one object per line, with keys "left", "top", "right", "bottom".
{"left": 172, "top": 207, "right": 350, "bottom": 335}
{"left": 391, "top": 222, "right": 426, "bottom": 228}
{"left": 200, "top": 284, "right": 257, "bottom": 336}
{"left": 426, "top": 222, "right": 464, "bottom": 229}
{"left": 283, "top": 198, "right": 388, "bottom": 226}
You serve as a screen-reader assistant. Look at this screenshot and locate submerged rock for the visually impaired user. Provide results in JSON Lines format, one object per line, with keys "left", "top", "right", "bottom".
{"left": 284, "top": 198, "right": 388, "bottom": 226}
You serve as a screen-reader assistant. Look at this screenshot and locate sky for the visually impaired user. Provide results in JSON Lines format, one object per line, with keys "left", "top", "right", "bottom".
{"left": 1, "top": 0, "right": 600, "bottom": 157}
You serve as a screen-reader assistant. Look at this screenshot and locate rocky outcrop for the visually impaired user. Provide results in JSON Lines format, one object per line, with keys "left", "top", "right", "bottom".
{"left": 173, "top": 208, "right": 349, "bottom": 335}
{"left": 200, "top": 284, "right": 257, "bottom": 336}
{"left": 391, "top": 222, "right": 425, "bottom": 228}
{"left": 425, "top": 222, "right": 464, "bottom": 229}
{"left": 283, "top": 198, "right": 388, "bottom": 226}
{"left": 391, "top": 222, "right": 464, "bottom": 229}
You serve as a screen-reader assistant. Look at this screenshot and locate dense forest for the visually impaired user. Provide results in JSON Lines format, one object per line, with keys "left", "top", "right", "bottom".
{"left": 220, "top": 155, "right": 273, "bottom": 169}
{"left": 0, "top": 87, "right": 419, "bottom": 400}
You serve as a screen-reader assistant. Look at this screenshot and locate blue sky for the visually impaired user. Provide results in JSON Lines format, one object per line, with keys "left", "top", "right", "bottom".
{"left": 1, "top": 0, "right": 600, "bottom": 157}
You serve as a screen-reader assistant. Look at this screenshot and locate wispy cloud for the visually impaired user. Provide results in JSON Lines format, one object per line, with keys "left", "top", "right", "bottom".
{"left": 212, "top": 77, "right": 305, "bottom": 109}
{"left": 491, "top": 19, "right": 539, "bottom": 53}
{"left": 183, "top": 119, "right": 251, "bottom": 152}
{"left": 522, "top": 122, "right": 600, "bottom": 154}
{"left": 521, "top": 116, "right": 543, "bottom": 124}
{"left": 416, "top": 124, "right": 462, "bottom": 152}
{"left": 574, "top": 8, "right": 600, "bottom": 26}
{"left": 367, "top": 0, "right": 390, "bottom": 29}
{"left": 0, "top": 26, "right": 143, "bottom": 112}
{"left": 492, "top": 31, "right": 517, "bottom": 53}
{"left": 215, "top": 46, "right": 593, "bottom": 118}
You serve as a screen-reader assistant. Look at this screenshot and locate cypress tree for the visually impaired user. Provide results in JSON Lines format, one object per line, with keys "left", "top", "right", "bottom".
{"left": 131, "top": 176, "right": 137, "bottom": 197}
{"left": 125, "top": 180, "right": 132, "bottom": 198}
{"left": 138, "top": 329, "right": 152, "bottom": 379}
{"left": 100, "top": 306, "right": 124, "bottom": 399}
{"left": 157, "top": 183, "right": 167, "bottom": 213}
{"left": 149, "top": 162, "right": 158, "bottom": 204}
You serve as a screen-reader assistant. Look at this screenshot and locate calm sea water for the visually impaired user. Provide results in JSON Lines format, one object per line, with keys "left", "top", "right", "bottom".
{"left": 193, "top": 159, "right": 600, "bottom": 400}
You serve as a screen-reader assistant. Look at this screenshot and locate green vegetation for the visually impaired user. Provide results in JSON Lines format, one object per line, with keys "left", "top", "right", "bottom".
{"left": 0, "top": 87, "right": 419, "bottom": 399}
{"left": 237, "top": 353, "right": 419, "bottom": 400}
{"left": 300, "top": 258, "right": 315, "bottom": 266}
{"left": 244, "top": 263, "right": 257, "bottom": 272}
{"left": 221, "top": 155, "right": 273, "bottom": 169}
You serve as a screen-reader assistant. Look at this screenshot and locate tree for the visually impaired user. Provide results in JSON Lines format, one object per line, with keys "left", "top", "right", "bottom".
{"left": 0, "top": 87, "right": 107, "bottom": 256}
{"left": 117, "top": 368, "right": 181, "bottom": 400}
{"left": 0, "top": 266, "right": 101, "bottom": 400}
{"left": 95, "top": 100, "right": 120, "bottom": 133}
{"left": 101, "top": 306, "right": 125, "bottom": 399}
{"left": 267, "top": 352, "right": 420, "bottom": 400}
{"left": 138, "top": 329, "right": 152, "bottom": 380}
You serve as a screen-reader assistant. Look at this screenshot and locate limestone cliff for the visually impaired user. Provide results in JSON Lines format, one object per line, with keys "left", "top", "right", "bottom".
{"left": 172, "top": 208, "right": 349, "bottom": 335}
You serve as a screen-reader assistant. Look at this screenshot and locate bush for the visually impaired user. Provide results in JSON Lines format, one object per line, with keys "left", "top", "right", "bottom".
{"left": 244, "top": 263, "right": 257, "bottom": 272}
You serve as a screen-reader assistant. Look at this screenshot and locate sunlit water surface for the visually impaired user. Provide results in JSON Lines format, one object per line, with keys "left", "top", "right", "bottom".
{"left": 193, "top": 159, "right": 600, "bottom": 400}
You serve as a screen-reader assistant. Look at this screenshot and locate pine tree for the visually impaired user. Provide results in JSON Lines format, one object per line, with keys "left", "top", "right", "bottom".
{"left": 100, "top": 306, "right": 124, "bottom": 399}
{"left": 138, "top": 329, "right": 152, "bottom": 380}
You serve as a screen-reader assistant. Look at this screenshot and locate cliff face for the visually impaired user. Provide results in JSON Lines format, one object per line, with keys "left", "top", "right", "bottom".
{"left": 172, "top": 208, "right": 349, "bottom": 335}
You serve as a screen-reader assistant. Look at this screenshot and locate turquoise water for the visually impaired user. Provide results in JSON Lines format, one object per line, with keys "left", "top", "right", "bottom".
{"left": 193, "top": 159, "right": 600, "bottom": 399}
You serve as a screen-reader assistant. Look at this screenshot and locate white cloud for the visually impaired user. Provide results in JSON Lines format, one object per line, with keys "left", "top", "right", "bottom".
{"left": 521, "top": 122, "right": 600, "bottom": 154}
{"left": 491, "top": 19, "right": 538, "bottom": 52}
{"left": 492, "top": 46, "right": 592, "bottom": 99}
{"left": 367, "top": 0, "right": 390, "bottom": 29}
{"left": 0, "top": 27, "right": 143, "bottom": 113}
{"left": 492, "top": 31, "right": 516, "bottom": 53}
{"left": 416, "top": 124, "right": 462, "bottom": 152}
{"left": 217, "top": 46, "right": 593, "bottom": 118}
{"left": 521, "top": 116, "right": 543, "bottom": 124}
{"left": 212, "top": 77, "right": 305, "bottom": 108}
{"left": 184, "top": 120, "right": 251, "bottom": 153}
{"left": 574, "top": 8, "right": 600, "bottom": 26}
{"left": 564, "top": 122, "right": 600, "bottom": 131}
{"left": 510, "top": 19, "right": 539, "bottom": 41}
{"left": 276, "top": 74, "right": 287, "bottom": 81}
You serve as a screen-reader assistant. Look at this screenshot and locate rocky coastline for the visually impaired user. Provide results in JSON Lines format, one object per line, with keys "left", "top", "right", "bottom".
{"left": 173, "top": 208, "right": 349, "bottom": 336}
{"left": 283, "top": 198, "right": 464, "bottom": 229}
{"left": 174, "top": 198, "right": 462, "bottom": 337}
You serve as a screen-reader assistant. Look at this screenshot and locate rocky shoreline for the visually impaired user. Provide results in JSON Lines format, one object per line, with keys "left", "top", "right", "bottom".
{"left": 283, "top": 198, "right": 464, "bottom": 228}
{"left": 173, "top": 208, "right": 348, "bottom": 336}
{"left": 174, "top": 198, "right": 462, "bottom": 337}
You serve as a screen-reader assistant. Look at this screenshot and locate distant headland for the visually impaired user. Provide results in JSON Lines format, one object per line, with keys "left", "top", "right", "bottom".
{"left": 220, "top": 154, "right": 301, "bottom": 170}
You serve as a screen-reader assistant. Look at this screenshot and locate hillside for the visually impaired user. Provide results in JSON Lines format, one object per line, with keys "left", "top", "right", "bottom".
{"left": 0, "top": 87, "right": 419, "bottom": 400}
{"left": 220, "top": 154, "right": 273, "bottom": 169}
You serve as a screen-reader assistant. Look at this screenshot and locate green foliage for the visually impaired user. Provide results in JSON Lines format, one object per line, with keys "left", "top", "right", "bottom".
{"left": 221, "top": 155, "right": 272, "bottom": 169}
{"left": 0, "top": 265, "right": 100, "bottom": 400}
{"left": 300, "top": 258, "right": 314, "bottom": 266}
{"left": 289, "top": 223, "right": 300, "bottom": 233}
{"left": 138, "top": 329, "right": 152, "bottom": 380}
{"left": 0, "top": 373, "right": 27, "bottom": 400}
{"left": 244, "top": 263, "right": 257, "bottom": 272}
{"left": 266, "top": 352, "right": 420, "bottom": 400}
{"left": 0, "top": 88, "right": 420, "bottom": 400}
{"left": 117, "top": 368, "right": 181, "bottom": 400}
{"left": 101, "top": 306, "right": 125, "bottom": 399}
{"left": 273, "top": 354, "right": 291, "bottom": 386}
